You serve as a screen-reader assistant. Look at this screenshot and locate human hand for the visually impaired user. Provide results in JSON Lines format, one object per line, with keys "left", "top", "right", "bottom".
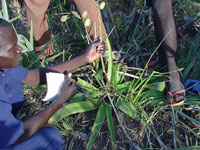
{"left": 57, "top": 74, "right": 76, "bottom": 105}
{"left": 83, "top": 35, "right": 107, "bottom": 63}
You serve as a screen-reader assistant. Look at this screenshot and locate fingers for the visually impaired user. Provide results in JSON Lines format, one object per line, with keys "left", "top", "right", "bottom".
{"left": 62, "top": 73, "right": 76, "bottom": 87}
{"left": 71, "top": 79, "right": 76, "bottom": 86}
{"left": 92, "top": 33, "right": 108, "bottom": 45}
{"left": 68, "top": 78, "right": 76, "bottom": 86}
{"left": 92, "top": 36, "right": 101, "bottom": 44}
{"left": 97, "top": 44, "right": 105, "bottom": 54}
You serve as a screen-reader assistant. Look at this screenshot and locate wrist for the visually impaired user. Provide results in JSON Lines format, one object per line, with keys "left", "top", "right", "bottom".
{"left": 53, "top": 97, "right": 64, "bottom": 108}
{"left": 80, "top": 54, "right": 89, "bottom": 64}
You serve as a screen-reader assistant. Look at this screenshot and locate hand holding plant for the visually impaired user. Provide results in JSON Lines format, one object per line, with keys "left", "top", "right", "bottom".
{"left": 83, "top": 36, "right": 106, "bottom": 63}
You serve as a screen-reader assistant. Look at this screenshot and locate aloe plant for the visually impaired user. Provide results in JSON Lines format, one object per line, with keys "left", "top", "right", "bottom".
{"left": 2, "top": 0, "right": 200, "bottom": 149}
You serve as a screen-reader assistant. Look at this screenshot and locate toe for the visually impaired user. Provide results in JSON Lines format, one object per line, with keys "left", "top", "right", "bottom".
{"left": 166, "top": 92, "right": 174, "bottom": 104}
{"left": 174, "top": 93, "right": 185, "bottom": 102}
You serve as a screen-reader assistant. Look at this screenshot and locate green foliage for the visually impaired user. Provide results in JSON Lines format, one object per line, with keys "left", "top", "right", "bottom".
{"left": 86, "top": 102, "right": 106, "bottom": 150}
{"left": 105, "top": 105, "right": 116, "bottom": 150}
{"left": 2, "top": 0, "right": 200, "bottom": 149}
{"left": 49, "top": 99, "right": 100, "bottom": 124}
{"left": 182, "top": 32, "right": 200, "bottom": 80}
{"left": 0, "top": 0, "right": 41, "bottom": 69}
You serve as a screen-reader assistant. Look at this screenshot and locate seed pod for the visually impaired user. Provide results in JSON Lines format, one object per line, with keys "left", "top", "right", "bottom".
{"left": 82, "top": 10, "right": 88, "bottom": 19}
{"left": 60, "top": 15, "right": 69, "bottom": 22}
{"left": 136, "top": 0, "right": 144, "bottom": 6}
{"left": 99, "top": 2, "right": 106, "bottom": 10}
{"left": 84, "top": 18, "right": 91, "bottom": 27}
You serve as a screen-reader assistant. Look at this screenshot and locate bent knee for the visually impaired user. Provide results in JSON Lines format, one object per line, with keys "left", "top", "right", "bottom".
{"left": 40, "top": 127, "right": 62, "bottom": 144}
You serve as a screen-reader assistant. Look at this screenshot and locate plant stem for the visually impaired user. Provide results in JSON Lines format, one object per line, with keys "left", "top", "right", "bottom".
{"left": 100, "top": 55, "right": 110, "bottom": 91}
{"left": 101, "top": 78, "right": 140, "bottom": 150}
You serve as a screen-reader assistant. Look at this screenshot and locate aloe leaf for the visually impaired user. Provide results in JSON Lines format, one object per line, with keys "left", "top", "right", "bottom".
{"left": 70, "top": 93, "right": 85, "bottom": 102}
{"left": 106, "top": 105, "right": 116, "bottom": 150}
{"left": 49, "top": 100, "right": 100, "bottom": 123}
{"left": 87, "top": 102, "right": 106, "bottom": 150}
{"left": 116, "top": 81, "right": 132, "bottom": 93}
{"left": 112, "top": 63, "right": 122, "bottom": 85}
{"left": 77, "top": 78, "right": 104, "bottom": 99}
{"left": 94, "top": 69, "right": 103, "bottom": 87}
{"left": 141, "top": 90, "right": 164, "bottom": 99}
{"left": 145, "top": 82, "right": 165, "bottom": 92}
{"left": 116, "top": 98, "right": 139, "bottom": 120}
{"left": 77, "top": 78, "right": 99, "bottom": 92}
{"left": 106, "top": 38, "right": 113, "bottom": 83}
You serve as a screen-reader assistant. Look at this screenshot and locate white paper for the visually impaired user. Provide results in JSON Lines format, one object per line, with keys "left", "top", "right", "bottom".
{"left": 43, "top": 72, "right": 65, "bottom": 102}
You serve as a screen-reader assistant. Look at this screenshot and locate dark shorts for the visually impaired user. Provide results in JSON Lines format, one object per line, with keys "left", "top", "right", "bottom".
{"left": 1, "top": 127, "right": 62, "bottom": 150}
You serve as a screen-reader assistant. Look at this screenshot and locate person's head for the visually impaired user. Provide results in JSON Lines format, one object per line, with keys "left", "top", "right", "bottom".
{"left": 0, "top": 19, "right": 22, "bottom": 69}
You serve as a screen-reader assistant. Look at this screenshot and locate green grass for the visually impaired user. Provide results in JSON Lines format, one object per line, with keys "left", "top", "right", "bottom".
{"left": 1, "top": 0, "right": 200, "bottom": 149}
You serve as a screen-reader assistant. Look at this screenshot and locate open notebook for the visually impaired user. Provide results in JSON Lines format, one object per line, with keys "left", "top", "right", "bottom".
{"left": 43, "top": 72, "right": 71, "bottom": 102}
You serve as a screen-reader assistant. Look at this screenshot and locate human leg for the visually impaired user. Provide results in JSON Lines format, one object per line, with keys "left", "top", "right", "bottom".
{"left": 151, "top": 0, "right": 185, "bottom": 105}
{"left": 24, "top": 0, "right": 54, "bottom": 57}
{"left": 10, "top": 127, "right": 62, "bottom": 150}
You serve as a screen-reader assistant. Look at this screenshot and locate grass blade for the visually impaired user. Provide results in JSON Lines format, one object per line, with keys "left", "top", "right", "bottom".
{"left": 174, "top": 108, "right": 200, "bottom": 125}
{"left": 106, "top": 105, "right": 116, "bottom": 150}
{"left": 87, "top": 102, "right": 106, "bottom": 150}
{"left": 182, "top": 60, "right": 195, "bottom": 81}
{"left": 145, "top": 82, "right": 165, "bottom": 92}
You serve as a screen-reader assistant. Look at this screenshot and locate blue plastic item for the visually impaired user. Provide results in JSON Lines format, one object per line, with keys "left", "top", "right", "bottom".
{"left": 184, "top": 79, "right": 200, "bottom": 94}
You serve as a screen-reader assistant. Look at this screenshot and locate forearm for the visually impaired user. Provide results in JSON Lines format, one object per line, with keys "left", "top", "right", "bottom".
{"left": 23, "top": 54, "right": 88, "bottom": 86}
{"left": 48, "top": 54, "right": 87, "bottom": 73}
{"left": 23, "top": 37, "right": 102, "bottom": 86}
{"left": 16, "top": 99, "right": 63, "bottom": 143}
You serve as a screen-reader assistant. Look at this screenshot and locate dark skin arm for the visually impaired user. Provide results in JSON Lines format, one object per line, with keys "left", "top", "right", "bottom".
{"left": 16, "top": 37, "right": 105, "bottom": 143}
{"left": 23, "top": 37, "right": 104, "bottom": 86}
{"left": 16, "top": 77, "right": 76, "bottom": 143}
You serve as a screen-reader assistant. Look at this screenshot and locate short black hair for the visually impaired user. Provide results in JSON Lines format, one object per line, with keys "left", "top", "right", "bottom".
{"left": 0, "top": 18, "right": 12, "bottom": 28}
